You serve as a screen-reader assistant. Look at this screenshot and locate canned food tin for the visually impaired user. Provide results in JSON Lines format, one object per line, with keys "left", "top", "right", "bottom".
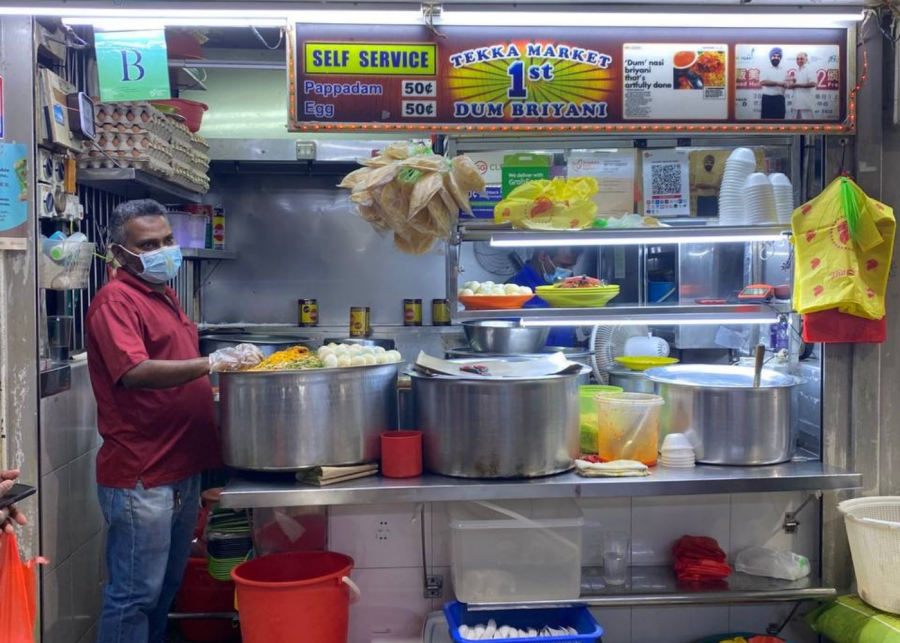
{"left": 350, "top": 306, "right": 371, "bottom": 338}
{"left": 404, "top": 299, "right": 423, "bottom": 326}
{"left": 432, "top": 299, "right": 451, "bottom": 326}
{"left": 299, "top": 299, "right": 318, "bottom": 327}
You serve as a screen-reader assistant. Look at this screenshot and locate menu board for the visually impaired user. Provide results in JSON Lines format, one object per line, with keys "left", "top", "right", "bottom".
{"left": 734, "top": 44, "right": 841, "bottom": 121}
{"left": 623, "top": 44, "right": 728, "bottom": 120}
{"left": 289, "top": 24, "right": 848, "bottom": 131}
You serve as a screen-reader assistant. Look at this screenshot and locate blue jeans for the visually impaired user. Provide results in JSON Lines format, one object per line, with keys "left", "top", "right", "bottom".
{"left": 96, "top": 475, "right": 201, "bottom": 643}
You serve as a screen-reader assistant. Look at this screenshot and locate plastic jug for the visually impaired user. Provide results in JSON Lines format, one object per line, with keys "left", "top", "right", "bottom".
{"left": 595, "top": 392, "right": 665, "bottom": 466}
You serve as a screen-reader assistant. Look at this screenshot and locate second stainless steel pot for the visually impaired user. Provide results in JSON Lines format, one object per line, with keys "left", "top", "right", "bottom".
{"left": 645, "top": 364, "right": 803, "bottom": 466}
{"left": 412, "top": 361, "right": 587, "bottom": 478}
{"left": 607, "top": 368, "right": 654, "bottom": 393}
{"left": 219, "top": 363, "right": 399, "bottom": 471}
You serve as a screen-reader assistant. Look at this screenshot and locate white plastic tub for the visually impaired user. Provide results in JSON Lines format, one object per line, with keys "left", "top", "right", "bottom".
{"left": 448, "top": 499, "right": 584, "bottom": 604}
{"left": 838, "top": 496, "right": 900, "bottom": 614}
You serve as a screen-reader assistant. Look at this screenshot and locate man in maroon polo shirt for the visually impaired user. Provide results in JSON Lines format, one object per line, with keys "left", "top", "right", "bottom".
{"left": 86, "top": 200, "right": 259, "bottom": 643}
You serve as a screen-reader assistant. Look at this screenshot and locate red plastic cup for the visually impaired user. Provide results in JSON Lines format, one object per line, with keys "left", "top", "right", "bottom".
{"left": 381, "top": 431, "right": 423, "bottom": 478}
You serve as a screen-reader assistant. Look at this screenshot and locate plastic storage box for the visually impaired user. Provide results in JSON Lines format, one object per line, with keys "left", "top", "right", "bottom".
{"left": 443, "top": 601, "right": 603, "bottom": 642}
{"left": 448, "top": 499, "right": 584, "bottom": 604}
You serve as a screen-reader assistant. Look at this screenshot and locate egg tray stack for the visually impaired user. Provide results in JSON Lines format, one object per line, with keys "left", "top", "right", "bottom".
{"left": 79, "top": 101, "right": 211, "bottom": 194}
{"left": 79, "top": 129, "right": 174, "bottom": 176}
{"left": 205, "top": 506, "right": 253, "bottom": 581}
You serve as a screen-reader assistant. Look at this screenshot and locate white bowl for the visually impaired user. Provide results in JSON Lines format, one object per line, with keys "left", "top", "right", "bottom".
{"left": 728, "top": 147, "right": 757, "bottom": 164}
{"left": 769, "top": 173, "right": 792, "bottom": 187}
{"left": 662, "top": 433, "right": 693, "bottom": 450}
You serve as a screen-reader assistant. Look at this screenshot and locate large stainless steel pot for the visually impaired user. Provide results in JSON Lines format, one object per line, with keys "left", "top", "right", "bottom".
{"left": 200, "top": 334, "right": 316, "bottom": 386}
{"left": 607, "top": 368, "right": 654, "bottom": 393}
{"left": 219, "top": 363, "right": 399, "bottom": 471}
{"left": 412, "top": 361, "right": 588, "bottom": 478}
{"left": 462, "top": 320, "right": 549, "bottom": 354}
{"left": 645, "top": 365, "right": 803, "bottom": 466}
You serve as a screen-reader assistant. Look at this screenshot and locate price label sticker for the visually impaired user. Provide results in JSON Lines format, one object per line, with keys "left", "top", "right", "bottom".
{"left": 401, "top": 80, "right": 437, "bottom": 97}
{"left": 402, "top": 100, "right": 436, "bottom": 118}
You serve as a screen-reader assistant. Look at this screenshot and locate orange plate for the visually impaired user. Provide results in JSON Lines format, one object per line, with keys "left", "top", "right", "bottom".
{"left": 459, "top": 294, "right": 534, "bottom": 310}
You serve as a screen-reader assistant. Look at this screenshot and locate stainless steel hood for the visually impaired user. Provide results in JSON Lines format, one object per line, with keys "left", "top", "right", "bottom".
{"left": 207, "top": 138, "right": 423, "bottom": 163}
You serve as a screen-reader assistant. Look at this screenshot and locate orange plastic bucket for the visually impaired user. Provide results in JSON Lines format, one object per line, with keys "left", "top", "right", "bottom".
{"left": 231, "top": 551, "right": 359, "bottom": 643}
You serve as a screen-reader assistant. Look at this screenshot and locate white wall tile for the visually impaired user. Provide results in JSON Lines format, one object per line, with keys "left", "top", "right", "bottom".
{"left": 70, "top": 533, "right": 104, "bottom": 642}
{"left": 730, "top": 493, "right": 819, "bottom": 562}
{"left": 632, "top": 495, "right": 731, "bottom": 565}
{"left": 348, "top": 568, "right": 433, "bottom": 643}
{"left": 729, "top": 604, "right": 817, "bottom": 643}
{"left": 589, "top": 607, "right": 632, "bottom": 643}
{"left": 68, "top": 453, "right": 103, "bottom": 552}
{"left": 330, "top": 503, "right": 426, "bottom": 570}
{"left": 430, "top": 502, "right": 452, "bottom": 568}
{"left": 578, "top": 498, "right": 632, "bottom": 566}
{"left": 632, "top": 606, "right": 729, "bottom": 643}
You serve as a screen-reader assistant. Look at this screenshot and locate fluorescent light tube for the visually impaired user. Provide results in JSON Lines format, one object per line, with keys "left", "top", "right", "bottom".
{"left": 288, "top": 10, "right": 425, "bottom": 25}
{"left": 62, "top": 17, "right": 286, "bottom": 28}
{"left": 438, "top": 11, "right": 864, "bottom": 29}
{"left": 490, "top": 234, "right": 786, "bottom": 248}
{"left": 521, "top": 316, "right": 778, "bottom": 327}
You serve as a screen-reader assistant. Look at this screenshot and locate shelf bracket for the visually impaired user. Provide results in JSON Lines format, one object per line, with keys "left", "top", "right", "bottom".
{"left": 783, "top": 491, "right": 822, "bottom": 534}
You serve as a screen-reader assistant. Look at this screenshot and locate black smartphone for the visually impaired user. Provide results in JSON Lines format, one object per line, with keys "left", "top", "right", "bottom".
{"left": 0, "top": 483, "right": 36, "bottom": 510}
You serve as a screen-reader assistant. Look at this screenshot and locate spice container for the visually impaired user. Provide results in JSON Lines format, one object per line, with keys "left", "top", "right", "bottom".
{"left": 403, "top": 299, "right": 422, "bottom": 326}
{"left": 432, "top": 299, "right": 450, "bottom": 326}
{"left": 298, "top": 299, "right": 318, "bottom": 327}
{"left": 350, "top": 307, "right": 371, "bottom": 338}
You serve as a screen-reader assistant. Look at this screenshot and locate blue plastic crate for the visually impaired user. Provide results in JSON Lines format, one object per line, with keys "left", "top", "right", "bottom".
{"left": 443, "top": 601, "right": 604, "bottom": 643}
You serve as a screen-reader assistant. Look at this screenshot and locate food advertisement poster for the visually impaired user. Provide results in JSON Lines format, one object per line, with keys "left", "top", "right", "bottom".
{"left": 642, "top": 149, "right": 690, "bottom": 217}
{"left": 0, "top": 142, "right": 28, "bottom": 250}
{"left": 623, "top": 44, "right": 728, "bottom": 120}
{"left": 735, "top": 44, "right": 841, "bottom": 121}
{"left": 568, "top": 150, "right": 638, "bottom": 216}
{"left": 290, "top": 24, "right": 847, "bottom": 131}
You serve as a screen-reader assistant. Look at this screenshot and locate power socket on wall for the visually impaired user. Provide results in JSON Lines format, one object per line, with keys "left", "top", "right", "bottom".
{"left": 376, "top": 519, "right": 391, "bottom": 541}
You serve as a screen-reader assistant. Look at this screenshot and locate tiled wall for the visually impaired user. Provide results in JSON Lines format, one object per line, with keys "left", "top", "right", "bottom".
{"left": 330, "top": 492, "right": 820, "bottom": 643}
{"left": 40, "top": 362, "right": 105, "bottom": 643}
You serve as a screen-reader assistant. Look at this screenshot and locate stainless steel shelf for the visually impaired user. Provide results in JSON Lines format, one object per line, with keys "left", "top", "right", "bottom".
{"left": 468, "top": 566, "right": 835, "bottom": 611}
{"left": 181, "top": 249, "right": 237, "bottom": 260}
{"left": 77, "top": 168, "right": 203, "bottom": 204}
{"left": 220, "top": 461, "right": 861, "bottom": 510}
{"left": 457, "top": 303, "right": 790, "bottom": 323}
{"left": 458, "top": 224, "right": 791, "bottom": 245}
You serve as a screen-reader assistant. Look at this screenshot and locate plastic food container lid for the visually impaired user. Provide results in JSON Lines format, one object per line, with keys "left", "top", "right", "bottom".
{"left": 448, "top": 499, "right": 585, "bottom": 530}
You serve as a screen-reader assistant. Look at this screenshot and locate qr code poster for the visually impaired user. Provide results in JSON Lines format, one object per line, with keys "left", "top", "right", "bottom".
{"left": 623, "top": 44, "right": 728, "bottom": 121}
{"left": 642, "top": 149, "right": 690, "bottom": 217}
{"left": 735, "top": 44, "right": 841, "bottom": 121}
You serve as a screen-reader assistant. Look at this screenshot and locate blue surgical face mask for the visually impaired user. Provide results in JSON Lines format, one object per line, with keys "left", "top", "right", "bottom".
{"left": 542, "top": 257, "right": 574, "bottom": 284}
{"left": 119, "top": 244, "right": 182, "bottom": 284}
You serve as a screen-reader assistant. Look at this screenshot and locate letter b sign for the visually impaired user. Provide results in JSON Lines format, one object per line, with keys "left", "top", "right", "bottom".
{"left": 120, "top": 49, "right": 146, "bottom": 82}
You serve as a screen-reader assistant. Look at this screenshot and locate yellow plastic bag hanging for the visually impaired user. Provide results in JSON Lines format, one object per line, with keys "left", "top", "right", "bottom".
{"left": 792, "top": 176, "right": 895, "bottom": 320}
{"left": 494, "top": 177, "right": 599, "bottom": 228}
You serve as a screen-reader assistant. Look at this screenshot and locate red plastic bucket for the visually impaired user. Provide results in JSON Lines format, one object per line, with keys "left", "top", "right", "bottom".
{"left": 176, "top": 558, "right": 239, "bottom": 642}
{"left": 381, "top": 430, "right": 423, "bottom": 478}
{"left": 231, "top": 551, "right": 359, "bottom": 643}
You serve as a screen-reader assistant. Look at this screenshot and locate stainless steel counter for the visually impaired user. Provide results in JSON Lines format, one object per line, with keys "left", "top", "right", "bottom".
{"left": 220, "top": 461, "right": 861, "bottom": 509}
{"left": 469, "top": 566, "right": 834, "bottom": 611}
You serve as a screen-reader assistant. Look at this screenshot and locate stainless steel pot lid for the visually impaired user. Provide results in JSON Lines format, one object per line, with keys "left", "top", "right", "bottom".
{"left": 447, "top": 347, "right": 593, "bottom": 359}
{"left": 411, "top": 357, "right": 590, "bottom": 381}
{"left": 644, "top": 364, "right": 803, "bottom": 388}
{"left": 607, "top": 368, "right": 649, "bottom": 379}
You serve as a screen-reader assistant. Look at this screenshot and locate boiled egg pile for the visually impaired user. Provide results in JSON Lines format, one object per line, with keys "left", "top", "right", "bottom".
{"left": 458, "top": 281, "right": 533, "bottom": 297}
{"left": 458, "top": 619, "right": 580, "bottom": 640}
{"left": 317, "top": 343, "right": 403, "bottom": 369}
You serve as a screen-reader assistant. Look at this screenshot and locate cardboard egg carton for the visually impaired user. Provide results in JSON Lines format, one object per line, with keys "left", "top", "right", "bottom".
{"left": 190, "top": 132, "right": 210, "bottom": 153}
{"left": 93, "top": 129, "right": 170, "bottom": 156}
{"left": 94, "top": 101, "right": 173, "bottom": 142}
{"left": 170, "top": 159, "right": 210, "bottom": 193}
{"left": 77, "top": 148, "right": 174, "bottom": 176}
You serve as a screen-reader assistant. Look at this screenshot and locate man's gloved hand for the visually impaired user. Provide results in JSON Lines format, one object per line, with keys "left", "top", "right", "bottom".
{"left": 0, "top": 470, "right": 28, "bottom": 534}
{"left": 209, "top": 344, "right": 265, "bottom": 373}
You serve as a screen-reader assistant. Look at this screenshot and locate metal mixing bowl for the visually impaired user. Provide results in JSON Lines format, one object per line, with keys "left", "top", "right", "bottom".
{"left": 462, "top": 320, "right": 550, "bottom": 354}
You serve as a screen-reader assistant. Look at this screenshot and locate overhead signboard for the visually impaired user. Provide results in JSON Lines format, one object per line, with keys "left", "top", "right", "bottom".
{"left": 95, "top": 29, "right": 171, "bottom": 102}
{"left": 288, "top": 24, "right": 849, "bottom": 133}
